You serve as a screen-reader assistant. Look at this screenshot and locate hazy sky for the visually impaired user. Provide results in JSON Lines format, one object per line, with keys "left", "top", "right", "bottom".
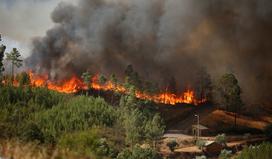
{"left": 0, "top": 0, "right": 78, "bottom": 57}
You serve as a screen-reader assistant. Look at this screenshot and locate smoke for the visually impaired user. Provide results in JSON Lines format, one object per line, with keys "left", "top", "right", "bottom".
{"left": 0, "top": 0, "right": 78, "bottom": 57}
{"left": 26, "top": 0, "right": 272, "bottom": 105}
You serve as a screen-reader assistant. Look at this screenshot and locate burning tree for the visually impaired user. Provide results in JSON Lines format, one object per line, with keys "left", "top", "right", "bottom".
{"left": 81, "top": 71, "right": 92, "bottom": 95}
{"left": 194, "top": 67, "right": 212, "bottom": 102}
{"left": 124, "top": 65, "right": 142, "bottom": 90}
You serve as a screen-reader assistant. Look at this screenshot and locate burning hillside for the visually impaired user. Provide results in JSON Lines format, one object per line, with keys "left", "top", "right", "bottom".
{"left": 28, "top": 71, "right": 206, "bottom": 105}
{"left": 23, "top": 0, "right": 272, "bottom": 106}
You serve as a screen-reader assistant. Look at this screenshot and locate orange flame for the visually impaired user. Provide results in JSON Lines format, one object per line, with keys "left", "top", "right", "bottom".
{"left": 26, "top": 71, "right": 206, "bottom": 105}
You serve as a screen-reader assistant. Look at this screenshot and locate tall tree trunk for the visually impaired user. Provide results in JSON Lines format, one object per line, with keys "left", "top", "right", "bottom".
{"left": 111, "top": 93, "right": 114, "bottom": 105}
{"left": 234, "top": 112, "right": 237, "bottom": 128}
{"left": 11, "top": 63, "right": 14, "bottom": 83}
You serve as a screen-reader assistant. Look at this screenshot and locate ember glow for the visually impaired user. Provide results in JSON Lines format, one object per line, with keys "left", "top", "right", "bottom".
{"left": 28, "top": 72, "right": 206, "bottom": 105}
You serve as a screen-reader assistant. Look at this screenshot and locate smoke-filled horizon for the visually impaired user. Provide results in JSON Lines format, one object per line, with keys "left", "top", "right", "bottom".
{"left": 26, "top": 0, "right": 272, "bottom": 106}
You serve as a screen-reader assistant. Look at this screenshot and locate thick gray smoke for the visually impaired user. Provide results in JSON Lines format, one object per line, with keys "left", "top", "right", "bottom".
{"left": 26, "top": 0, "right": 272, "bottom": 106}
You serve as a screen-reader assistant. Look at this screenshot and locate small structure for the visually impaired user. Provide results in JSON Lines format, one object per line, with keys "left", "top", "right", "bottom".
{"left": 203, "top": 141, "right": 224, "bottom": 156}
{"left": 192, "top": 124, "right": 209, "bottom": 138}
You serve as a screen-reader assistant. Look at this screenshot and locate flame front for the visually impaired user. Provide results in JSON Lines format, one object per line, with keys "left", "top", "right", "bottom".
{"left": 27, "top": 72, "right": 206, "bottom": 105}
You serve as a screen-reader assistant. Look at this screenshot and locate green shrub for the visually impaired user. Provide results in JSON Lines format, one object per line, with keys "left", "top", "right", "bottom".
{"left": 195, "top": 155, "right": 207, "bottom": 159}
{"left": 215, "top": 134, "right": 227, "bottom": 145}
{"left": 196, "top": 140, "right": 206, "bottom": 150}
{"left": 116, "top": 148, "right": 132, "bottom": 159}
{"left": 20, "top": 121, "right": 44, "bottom": 143}
{"left": 31, "top": 87, "right": 67, "bottom": 108}
{"left": 236, "top": 142, "right": 272, "bottom": 159}
{"left": 117, "top": 145, "right": 161, "bottom": 159}
{"left": 219, "top": 149, "right": 232, "bottom": 159}
{"left": 33, "top": 96, "right": 117, "bottom": 143}
{"left": 58, "top": 129, "right": 116, "bottom": 158}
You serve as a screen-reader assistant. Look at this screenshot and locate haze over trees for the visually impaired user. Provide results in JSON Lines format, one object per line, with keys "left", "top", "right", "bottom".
{"left": 0, "top": 34, "right": 6, "bottom": 79}
{"left": 0, "top": 46, "right": 5, "bottom": 79}
{"left": 214, "top": 73, "right": 243, "bottom": 127}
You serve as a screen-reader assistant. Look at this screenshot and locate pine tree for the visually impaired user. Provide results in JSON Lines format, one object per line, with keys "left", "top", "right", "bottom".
{"left": 215, "top": 73, "right": 243, "bottom": 127}
{"left": 6, "top": 48, "right": 23, "bottom": 82}
{"left": 0, "top": 44, "right": 5, "bottom": 78}
{"left": 81, "top": 71, "right": 92, "bottom": 95}
{"left": 145, "top": 114, "right": 165, "bottom": 148}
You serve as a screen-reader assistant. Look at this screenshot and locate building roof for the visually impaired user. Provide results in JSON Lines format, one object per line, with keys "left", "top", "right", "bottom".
{"left": 204, "top": 141, "right": 215, "bottom": 146}
{"left": 192, "top": 124, "right": 208, "bottom": 130}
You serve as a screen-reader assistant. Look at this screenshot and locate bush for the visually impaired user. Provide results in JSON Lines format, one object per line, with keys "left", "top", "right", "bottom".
{"left": 219, "top": 149, "right": 232, "bottom": 159}
{"left": 236, "top": 142, "right": 272, "bottom": 159}
{"left": 166, "top": 140, "right": 178, "bottom": 152}
{"left": 215, "top": 134, "right": 227, "bottom": 145}
{"left": 0, "top": 85, "right": 66, "bottom": 108}
{"left": 32, "top": 96, "right": 117, "bottom": 143}
{"left": 58, "top": 129, "right": 117, "bottom": 158}
{"left": 196, "top": 140, "right": 206, "bottom": 150}
{"left": 117, "top": 145, "right": 161, "bottom": 159}
{"left": 20, "top": 121, "right": 44, "bottom": 143}
{"left": 31, "top": 87, "right": 67, "bottom": 108}
{"left": 196, "top": 155, "right": 207, "bottom": 159}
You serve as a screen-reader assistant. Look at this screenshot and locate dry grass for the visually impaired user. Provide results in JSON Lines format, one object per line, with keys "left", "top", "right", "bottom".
{"left": 0, "top": 140, "right": 89, "bottom": 159}
{"left": 203, "top": 110, "right": 270, "bottom": 130}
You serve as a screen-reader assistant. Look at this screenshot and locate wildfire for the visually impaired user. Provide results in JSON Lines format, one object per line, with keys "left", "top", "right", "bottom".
{"left": 27, "top": 71, "right": 206, "bottom": 105}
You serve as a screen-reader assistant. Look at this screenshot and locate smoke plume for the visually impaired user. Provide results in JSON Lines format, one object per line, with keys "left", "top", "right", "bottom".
{"left": 26, "top": 0, "right": 272, "bottom": 106}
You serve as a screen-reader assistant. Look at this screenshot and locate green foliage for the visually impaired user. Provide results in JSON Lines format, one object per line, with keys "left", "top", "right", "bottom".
{"left": 214, "top": 73, "right": 243, "bottom": 112}
{"left": 119, "top": 89, "right": 165, "bottom": 147}
{"left": 219, "top": 149, "right": 232, "bottom": 159}
{"left": 196, "top": 140, "right": 206, "bottom": 149}
{"left": 81, "top": 71, "right": 92, "bottom": 87}
{"left": 166, "top": 140, "right": 178, "bottom": 152}
{"left": 21, "top": 121, "right": 45, "bottom": 142}
{"left": 16, "top": 72, "right": 31, "bottom": 86}
{"left": 124, "top": 65, "right": 142, "bottom": 90}
{"left": 264, "top": 124, "right": 272, "bottom": 139}
{"left": 58, "top": 129, "right": 117, "bottom": 158}
{"left": 0, "top": 85, "right": 68, "bottom": 139}
{"left": 0, "top": 79, "right": 165, "bottom": 158}
{"left": 6, "top": 48, "right": 23, "bottom": 81}
{"left": 215, "top": 134, "right": 227, "bottom": 145}
{"left": 123, "top": 108, "right": 145, "bottom": 146}
{"left": 99, "top": 75, "right": 107, "bottom": 85}
{"left": 195, "top": 155, "right": 207, "bottom": 159}
{"left": 144, "top": 113, "right": 165, "bottom": 147}
{"left": 31, "top": 87, "right": 67, "bottom": 108}
{"left": 110, "top": 74, "right": 118, "bottom": 86}
{"left": 6, "top": 48, "right": 23, "bottom": 68}
{"left": 236, "top": 142, "right": 272, "bottom": 159}
{"left": 117, "top": 145, "right": 162, "bottom": 159}
{"left": 0, "top": 85, "right": 67, "bottom": 108}
{"left": 32, "top": 96, "right": 117, "bottom": 143}
{"left": 0, "top": 85, "right": 30, "bottom": 105}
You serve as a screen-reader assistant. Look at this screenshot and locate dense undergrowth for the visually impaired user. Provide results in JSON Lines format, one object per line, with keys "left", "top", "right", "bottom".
{"left": 235, "top": 142, "right": 272, "bottom": 159}
{"left": 0, "top": 84, "right": 165, "bottom": 159}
